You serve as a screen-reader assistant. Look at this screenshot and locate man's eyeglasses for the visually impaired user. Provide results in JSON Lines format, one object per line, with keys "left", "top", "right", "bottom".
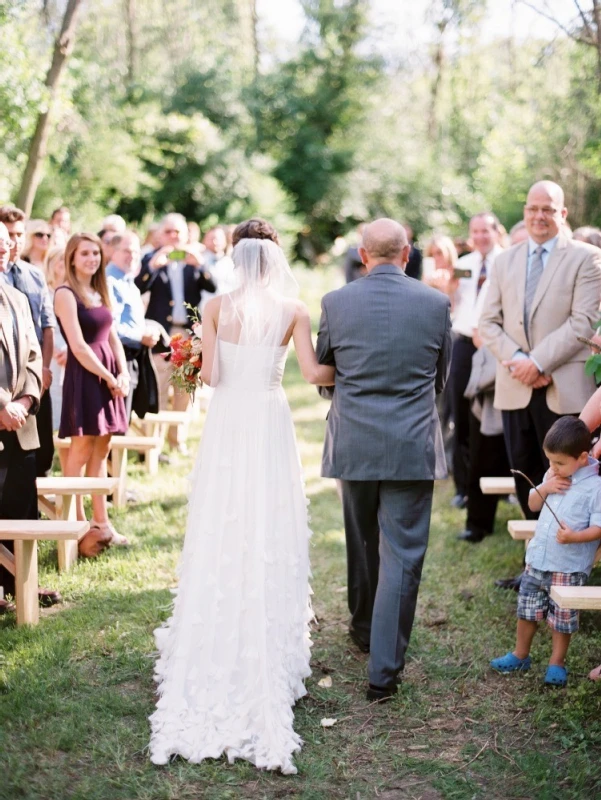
{"left": 33, "top": 231, "right": 51, "bottom": 239}
{"left": 524, "top": 205, "right": 560, "bottom": 216}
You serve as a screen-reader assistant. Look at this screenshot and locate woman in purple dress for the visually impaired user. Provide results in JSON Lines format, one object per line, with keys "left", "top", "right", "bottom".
{"left": 54, "top": 233, "right": 129, "bottom": 545}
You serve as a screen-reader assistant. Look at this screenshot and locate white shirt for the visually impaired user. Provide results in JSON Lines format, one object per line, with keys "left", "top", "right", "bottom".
{"left": 452, "top": 245, "right": 504, "bottom": 337}
{"left": 167, "top": 260, "right": 188, "bottom": 325}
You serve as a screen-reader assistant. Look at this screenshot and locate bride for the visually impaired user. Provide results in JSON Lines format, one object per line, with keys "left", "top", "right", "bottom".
{"left": 149, "top": 219, "right": 335, "bottom": 774}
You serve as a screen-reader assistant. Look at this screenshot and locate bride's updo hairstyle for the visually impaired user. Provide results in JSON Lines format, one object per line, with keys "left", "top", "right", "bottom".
{"left": 232, "top": 218, "right": 280, "bottom": 247}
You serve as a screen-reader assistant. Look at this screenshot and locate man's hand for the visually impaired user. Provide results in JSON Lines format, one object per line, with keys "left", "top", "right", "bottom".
{"left": 54, "top": 348, "right": 68, "bottom": 368}
{"left": 148, "top": 246, "right": 174, "bottom": 271}
{"left": 502, "top": 357, "right": 541, "bottom": 386}
{"left": 42, "top": 366, "right": 53, "bottom": 392}
{"left": 542, "top": 473, "right": 572, "bottom": 496}
{"left": 184, "top": 243, "right": 205, "bottom": 268}
{"left": 556, "top": 523, "right": 580, "bottom": 544}
{"left": 0, "top": 402, "right": 27, "bottom": 431}
{"left": 141, "top": 327, "right": 160, "bottom": 348}
{"left": 532, "top": 374, "right": 552, "bottom": 389}
{"left": 472, "top": 328, "right": 483, "bottom": 349}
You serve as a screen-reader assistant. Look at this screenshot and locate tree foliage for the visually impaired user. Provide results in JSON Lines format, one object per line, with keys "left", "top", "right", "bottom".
{"left": 4, "top": 0, "right": 601, "bottom": 256}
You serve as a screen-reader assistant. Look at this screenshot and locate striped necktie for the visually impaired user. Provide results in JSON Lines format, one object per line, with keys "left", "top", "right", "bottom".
{"left": 524, "top": 245, "right": 545, "bottom": 341}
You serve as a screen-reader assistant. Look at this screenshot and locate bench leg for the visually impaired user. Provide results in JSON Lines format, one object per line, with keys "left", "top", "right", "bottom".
{"left": 15, "top": 540, "right": 39, "bottom": 625}
{"left": 111, "top": 448, "right": 127, "bottom": 508}
{"left": 145, "top": 447, "right": 160, "bottom": 476}
{"left": 57, "top": 493, "right": 78, "bottom": 572}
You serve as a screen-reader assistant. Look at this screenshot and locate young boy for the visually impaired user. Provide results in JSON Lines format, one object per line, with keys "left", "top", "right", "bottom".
{"left": 491, "top": 417, "right": 601, "bottom": 687}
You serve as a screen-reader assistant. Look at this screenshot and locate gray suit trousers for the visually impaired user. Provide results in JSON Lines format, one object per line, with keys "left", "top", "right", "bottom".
{"left": 340, "top": 479, "right": 434, "bottom": 688}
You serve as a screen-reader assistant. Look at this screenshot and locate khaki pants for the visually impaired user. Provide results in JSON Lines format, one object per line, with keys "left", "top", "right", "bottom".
{"left": 152, "top": 351, "right": 191, "bottom": 449}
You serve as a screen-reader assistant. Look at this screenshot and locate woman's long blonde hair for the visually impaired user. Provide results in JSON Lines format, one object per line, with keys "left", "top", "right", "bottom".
{"left": 64, "top": 233, "right": 111, "bottom": 309}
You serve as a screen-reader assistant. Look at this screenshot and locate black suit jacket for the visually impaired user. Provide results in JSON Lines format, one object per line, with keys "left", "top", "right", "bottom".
{"left": 135, "top": 251, "right": 216, "bottom": 352}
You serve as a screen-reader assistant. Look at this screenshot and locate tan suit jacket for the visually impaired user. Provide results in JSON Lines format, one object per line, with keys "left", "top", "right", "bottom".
{"left": 0, "top": 283, "right": 42, "bottom": 450}
{"left": 479, "top": 235, "right": 601, "bottom": 414}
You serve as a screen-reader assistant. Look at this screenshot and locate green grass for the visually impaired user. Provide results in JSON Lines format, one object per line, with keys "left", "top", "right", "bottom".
{"left": 2, "top": 266, "right": 601, "bottom": 799}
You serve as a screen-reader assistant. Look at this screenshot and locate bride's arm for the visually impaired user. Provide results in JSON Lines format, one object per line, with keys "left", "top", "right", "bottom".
{"left": 200, "top": 297, "right": 220, "bottom": 386}
{"left": 292, "top": 303, "right": 335, "bottom": 386}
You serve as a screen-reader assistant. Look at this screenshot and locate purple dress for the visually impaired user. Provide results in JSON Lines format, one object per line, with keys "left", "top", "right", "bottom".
{"left": 56, "top": 286, "right": 127, "bottom": 438}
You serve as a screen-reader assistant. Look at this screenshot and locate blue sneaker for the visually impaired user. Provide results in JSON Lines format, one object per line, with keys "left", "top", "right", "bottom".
{"left": 490, "top": 652, "right": 531, "bottom": 673}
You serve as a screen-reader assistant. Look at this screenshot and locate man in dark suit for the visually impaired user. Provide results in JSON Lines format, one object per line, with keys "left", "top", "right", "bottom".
{"left": 135, "top": 213, "right": 215, "bottom": 452}
{"left": 0, "top": 223, "right": 60, "bottom": 614}
{"left": 317, "top": 218, "right": 452, "bottom": 700}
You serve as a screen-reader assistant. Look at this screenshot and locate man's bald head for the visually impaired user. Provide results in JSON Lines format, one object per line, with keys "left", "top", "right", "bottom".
{"left": 360, "top": 218, "right": 409, "bottom": 270}
{"left": 527, "top": 180, "right": 565, "bottom": 208}
{"left": 524, "top": 180, "right": 567, "bottom": 244}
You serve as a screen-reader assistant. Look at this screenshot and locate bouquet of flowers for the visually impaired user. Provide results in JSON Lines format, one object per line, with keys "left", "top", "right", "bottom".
{"left": 166, "top": 305, "right": 203, "bottom": 395}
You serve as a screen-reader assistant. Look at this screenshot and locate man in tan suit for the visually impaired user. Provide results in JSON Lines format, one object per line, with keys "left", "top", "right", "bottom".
{"left": 0, "top": 222, "right": 60, "bottom": 613}
{"left": 480, "top": 181, "right": 601, "bottom": 588}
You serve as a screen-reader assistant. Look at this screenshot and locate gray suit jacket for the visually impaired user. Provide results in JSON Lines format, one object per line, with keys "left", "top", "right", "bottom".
{"left": 317, "top": 263, "right": 452, "bottom": 481}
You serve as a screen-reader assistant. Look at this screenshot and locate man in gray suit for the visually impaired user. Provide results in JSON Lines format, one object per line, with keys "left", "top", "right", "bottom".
{"left": 317, "top": 218, "right": 452, "bottom": 700}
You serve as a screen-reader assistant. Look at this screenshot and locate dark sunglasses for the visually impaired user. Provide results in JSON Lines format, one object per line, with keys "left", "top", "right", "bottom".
{"left": 34, "top": 231, "right": 51, "bottom": 239}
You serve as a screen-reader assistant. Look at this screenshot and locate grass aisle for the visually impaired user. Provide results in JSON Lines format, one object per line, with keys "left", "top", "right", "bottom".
{"left": 2, "top": 268, "right": 601, "bottom": 800}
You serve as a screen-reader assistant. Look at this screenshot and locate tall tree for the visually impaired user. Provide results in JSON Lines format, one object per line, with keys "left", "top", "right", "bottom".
{"left": 17, "top": 0, "right": 84, "bottom": 215}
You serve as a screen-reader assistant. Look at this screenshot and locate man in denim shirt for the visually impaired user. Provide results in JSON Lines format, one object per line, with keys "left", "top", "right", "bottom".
{"left": 491, "top": 417, "right": 601, "bottom": 687}
{"left": 106, "top": 232, "right": 161, "bottom": 423}
{"left": 0, "top": 205, "right": 55, "bottom": 476}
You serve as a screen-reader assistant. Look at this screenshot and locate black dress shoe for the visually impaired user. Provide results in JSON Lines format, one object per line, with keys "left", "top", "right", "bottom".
{"left": 349, "top": 630, "right": 370, "bottom": 653}
{"left": 366, "top": 683, "right": 397, "bottom": 702}
{"left": 494, "top": 575, "right": 522, "bottom": 592}
{"left": 451, "top": 494, "right": 468, "bottom": 509}
{"left": 38, "top": 588, "right": 62, "bottom": 607}
{"left": 456, "top": 529, "right": 490, "bottom": 543}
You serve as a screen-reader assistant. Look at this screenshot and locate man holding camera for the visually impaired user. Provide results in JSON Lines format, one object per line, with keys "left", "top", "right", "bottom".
{"left": 448, "top": 212, "right": 504, "bottom": 510}
{"left": 135, "top": 213, "right": 216, "bottom": 453}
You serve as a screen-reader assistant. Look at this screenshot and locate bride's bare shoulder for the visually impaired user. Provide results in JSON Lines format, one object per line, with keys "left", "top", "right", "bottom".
{"left": 203, "top": 295, "right": 222, "bottom": 319}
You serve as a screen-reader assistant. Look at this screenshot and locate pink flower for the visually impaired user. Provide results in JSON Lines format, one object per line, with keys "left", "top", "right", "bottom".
{"left": 192, "top": 322, "right": 202, "bottom": 338}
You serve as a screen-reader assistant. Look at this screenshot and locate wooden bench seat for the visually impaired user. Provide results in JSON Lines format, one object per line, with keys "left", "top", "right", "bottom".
{"left": 0, "top": 520, "right": 89, "bottom": 625}
{"left": 130, "top": 411, "right": 189, "bottom": 468}
{"left": 54, "top": 436, "right": 162, "bottom": 504}
{"left": 480, "top": 477, "right": 516, "bottom": 495}
{"left": 508, "top": 520, "right": 536, "bottom": 541}
{"left": 36, "top": 477, "right": 119, "bottom": 570}
{"left": 550, "top": 586, "right": 601, "bottom": 610}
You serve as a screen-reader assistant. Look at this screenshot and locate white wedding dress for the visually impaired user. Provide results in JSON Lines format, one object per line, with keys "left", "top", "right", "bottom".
{"left": 149, "top": 240, "right": 313, "bottom": 775}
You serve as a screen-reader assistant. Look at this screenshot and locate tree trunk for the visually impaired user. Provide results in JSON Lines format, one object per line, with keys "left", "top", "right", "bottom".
{"left": 16, "top": 0, "right": 84, "bottom": 215}
{"left": 123, "top": 0, "right": 137, "bottom": 96}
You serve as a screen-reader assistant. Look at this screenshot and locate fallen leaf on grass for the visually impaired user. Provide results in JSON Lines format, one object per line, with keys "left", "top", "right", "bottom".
{"left": 318, "top": 675, "right": 333, "bottom": 688}
{"left": 320, "top": 717, "right": 337, "bottom": 727}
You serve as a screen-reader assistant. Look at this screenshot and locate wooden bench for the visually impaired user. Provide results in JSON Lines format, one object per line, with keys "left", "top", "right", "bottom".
{"left": 480, "top": 477, "right": 516, "bottom": 495}
{"left": 550, "top": 586, "right": 601, "bottom": 610}
{"left": 54, "top": 436, "right": 162, "bottom": 505}
{"left": 37, "top": 477, "right": 119, "bottom": 570}
{"left": 130, "top": 410, "right": 189, "bottom": 459}
{"left": 508, "top": 520, "right": 536, "bottom": 541}
{"left": 0, "top": 520, "right": 89, "bottom": 625}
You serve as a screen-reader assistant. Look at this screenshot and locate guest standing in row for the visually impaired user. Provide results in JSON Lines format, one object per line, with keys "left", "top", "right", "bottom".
{"left": 54, "top": 233, "right": 129, "bottom": 546}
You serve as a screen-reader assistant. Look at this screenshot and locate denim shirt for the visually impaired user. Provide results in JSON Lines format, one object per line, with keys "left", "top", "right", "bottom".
{"left": 106, "top": 263, "right": 146, "bottom": 351}
{"left": 0, "top": 259, "right": 55, "bottom": 344}
{"left": 526, "top": 457, "right": 601, "bottom": 575}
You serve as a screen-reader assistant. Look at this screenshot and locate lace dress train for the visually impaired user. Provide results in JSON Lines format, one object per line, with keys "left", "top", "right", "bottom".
{"left": 149, "top": 342, "right": 312, "bottom": 774}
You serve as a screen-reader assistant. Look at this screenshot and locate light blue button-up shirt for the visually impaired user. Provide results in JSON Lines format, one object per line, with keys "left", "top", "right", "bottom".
{"left": 106, "top": 263, "right": 146, "bottom": 350}
{"left": 0, "top": 259, "right": 55, "bottom": 345}
{"left": 526, "top": 457, "right": 601, "bottom": 575}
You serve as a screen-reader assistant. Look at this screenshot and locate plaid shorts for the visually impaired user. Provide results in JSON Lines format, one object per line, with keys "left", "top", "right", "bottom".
{"left": 517, "top": 566, "right": 588, "bottom": 634}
